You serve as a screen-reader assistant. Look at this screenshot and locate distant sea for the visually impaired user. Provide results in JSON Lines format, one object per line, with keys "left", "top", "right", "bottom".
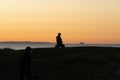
{"left": 0, "top": 42, "right": 120, "bottom": 50}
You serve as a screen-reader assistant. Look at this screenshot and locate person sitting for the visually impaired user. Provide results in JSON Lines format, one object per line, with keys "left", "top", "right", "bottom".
{"left": 55, "top": 33, "right": 65, "bottom": 48}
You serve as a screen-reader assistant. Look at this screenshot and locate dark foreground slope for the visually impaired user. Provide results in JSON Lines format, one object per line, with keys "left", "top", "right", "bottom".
{"left": 0, "top": 47, "right": 120, "bottom": 80}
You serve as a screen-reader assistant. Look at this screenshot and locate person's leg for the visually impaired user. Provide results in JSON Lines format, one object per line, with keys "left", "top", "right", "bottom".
{"left": 58, "top": 44, "right": 60, "bottom": 48}
{"left": 60, "top": 43, "right": 63, "bottom": 48}
{"left": 19, "top": 68, "right": 24, "bottom": 80}
{"left": 32, "top": 75, "right": 39, "bottom": 80}
{"left": 62, "top": 44, "right": 65, "bottom": 48}
{"left": 55, "top": 44, "right": 58, "bottom": 48}
{"left": 26, "top": 68, "right": 32, "bottom": 80}
{"left": 56, "top": 44, "right": 60, "bottom": 48}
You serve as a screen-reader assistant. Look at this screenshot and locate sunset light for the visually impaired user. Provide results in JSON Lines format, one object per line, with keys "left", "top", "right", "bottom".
{"left": 0, "top": 0, "right": 120, "bottom": 44}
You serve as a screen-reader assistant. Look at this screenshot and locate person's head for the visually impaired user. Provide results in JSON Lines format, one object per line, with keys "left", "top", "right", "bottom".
{"left": 25, "top": 46, "right": 32, "bottom": 53}
{"left": 58, "top": 33, "right": 61, "bottom": 36}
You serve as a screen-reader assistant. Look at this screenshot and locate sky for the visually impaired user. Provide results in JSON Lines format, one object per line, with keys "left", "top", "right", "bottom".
{"left": 0, "top": 0, "right": 120, "bottom": 44}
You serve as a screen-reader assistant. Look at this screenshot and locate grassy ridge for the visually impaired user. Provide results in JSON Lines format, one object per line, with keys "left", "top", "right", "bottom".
{"left": 0, "top": 47, "right": 120, "bottom": 80}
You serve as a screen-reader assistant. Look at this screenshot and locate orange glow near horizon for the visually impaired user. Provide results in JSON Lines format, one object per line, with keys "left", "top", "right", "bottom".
{"left": 0, "top": 0, "right": 120, "bottom": 44}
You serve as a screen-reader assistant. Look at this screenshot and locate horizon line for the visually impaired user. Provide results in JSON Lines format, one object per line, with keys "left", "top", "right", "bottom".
{"left": 0, "top": 41, "right": 120, "bottom": 44}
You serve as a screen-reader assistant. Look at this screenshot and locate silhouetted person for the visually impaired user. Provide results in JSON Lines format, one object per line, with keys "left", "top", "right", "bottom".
{"left": 19, "top": 46, "right": 32, "bottom": 80}
{"left": 19, "top": 46, "right": 39, "bottom": 80}
{"left": 55, "top": 33, "right": 65, "bottom": 48}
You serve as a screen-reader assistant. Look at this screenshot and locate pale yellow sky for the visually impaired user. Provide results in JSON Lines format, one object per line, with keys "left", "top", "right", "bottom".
{"left": 0, "top": 0, "right": 120, "bottom": 43}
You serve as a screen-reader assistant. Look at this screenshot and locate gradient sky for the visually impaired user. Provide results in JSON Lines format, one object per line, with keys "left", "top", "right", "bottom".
{"left": 0, "top": 0, "right": 120, "bottom": 44}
